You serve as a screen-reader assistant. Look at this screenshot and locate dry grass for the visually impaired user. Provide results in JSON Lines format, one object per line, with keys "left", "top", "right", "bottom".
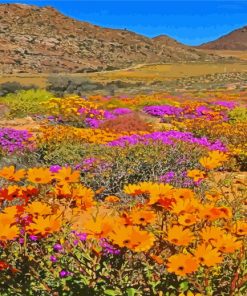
{"left": 202, "top": 50, "right": 247, "bottom": 61}
{"left": 0, "top": 62, "right": 247, "bottom": 87}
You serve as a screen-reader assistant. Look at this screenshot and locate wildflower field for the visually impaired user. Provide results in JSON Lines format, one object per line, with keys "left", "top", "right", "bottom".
{"left": 0, "top": 88, "right": 246, "bottom": 296}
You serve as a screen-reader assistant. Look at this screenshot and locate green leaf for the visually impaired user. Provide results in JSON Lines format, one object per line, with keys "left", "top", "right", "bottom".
{"left": 127, "top": 288, "right": 137, "bottom": 296}
{"left": 104, "top": 289, "right": 118, "bottom": 296}
{"left": 180, "top": 281, "right": 189, "bottom": 292}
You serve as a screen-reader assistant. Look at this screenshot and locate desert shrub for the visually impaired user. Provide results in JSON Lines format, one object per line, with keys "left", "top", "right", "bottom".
{"left": 99, "top": 112, "right": 153, "bottom": 133}
{"left": 0, "top": 81, "right": 38, "bottom": 96}
{"left": 47, "top": 75, "right": 104, "bottom": 96}
{"left": 229, "top": 106, "right": 247, "bottom": 123}
{"left": 0, "top": 89, "right": 53, "bottom": 118}
{"left": 78, "top": 142, "right": 207, "bottom": 195}
{"left": 37, "top": 140, "right": 88, "bottom": 165}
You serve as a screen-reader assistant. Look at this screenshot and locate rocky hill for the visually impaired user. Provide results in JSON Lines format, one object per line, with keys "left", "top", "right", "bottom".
{"left": 0, "top": 4, "right": 219, "bottom": 74}
{"left": 198, "top": 25, "right": 247, "bottom": 50}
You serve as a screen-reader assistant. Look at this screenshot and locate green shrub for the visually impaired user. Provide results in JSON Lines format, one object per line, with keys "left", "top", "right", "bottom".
{"left": 229, "top": 107, "right": 247, "bottom": 123}
{"left": 0, "top": 89, "right": 53, "bottom": 118}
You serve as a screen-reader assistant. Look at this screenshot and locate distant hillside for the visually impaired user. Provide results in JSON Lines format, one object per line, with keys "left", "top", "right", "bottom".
{"left": 0, "top": 4, "right": 219, "bottom": 74}
{"left": 198, "top": 25, "right": 247, "bottom": 50}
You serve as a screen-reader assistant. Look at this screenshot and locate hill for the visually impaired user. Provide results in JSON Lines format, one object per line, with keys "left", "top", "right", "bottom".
{"left": 198, "top": 25, "right": 247, "bottom": 50}
{"left": 0, "top": 4, "right": 218, "bottom": 74}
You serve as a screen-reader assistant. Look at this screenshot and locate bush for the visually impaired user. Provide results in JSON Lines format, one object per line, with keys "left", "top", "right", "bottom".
{"left": 99, "top": 112, "right": 153, "bottom": 133}
{"left": 0, "top": 81, "right": 38, "bottom": 96}
{"left": 229, "top": 106, "right": 247, "bottom": 123}
{"left": 47, "top": 75, "right": 104, "bottom": 96}
{"left": 0, "top": 89, "right": 53, "bottom": 118}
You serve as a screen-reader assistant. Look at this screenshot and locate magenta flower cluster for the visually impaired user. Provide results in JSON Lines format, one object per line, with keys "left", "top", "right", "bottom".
{"left": 0, "top": 128, "right": 32, "bottom": 153}
{"left": 107, "top": 130, "right": 226, "bottom": 151}
{"left": 143, "top": 105, "right": 183, "bottom": 117}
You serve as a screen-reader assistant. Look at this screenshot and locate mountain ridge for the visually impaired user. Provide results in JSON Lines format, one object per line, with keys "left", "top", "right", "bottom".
{"left": 198, "top": 25, "right": 247, "bottom": 50}
{"left": 0, "top": 4, "right": 221, "bottom": 74}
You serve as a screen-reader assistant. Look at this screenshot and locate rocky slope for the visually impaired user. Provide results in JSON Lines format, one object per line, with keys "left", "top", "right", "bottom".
{"left": 0, "top": 4, "right": 221, "bottom": 74}
{"left": 198, "top": 25, "right": 247, "bottom": 50}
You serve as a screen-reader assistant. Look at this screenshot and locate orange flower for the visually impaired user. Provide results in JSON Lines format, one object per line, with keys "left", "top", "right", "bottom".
{"left": 199, "top": 205, "right": 232, "bottom": 221}
{"left": 55, "top": 167, "right": 80, "bottom": 183}
{"left": 171, "top": 198, "right": 200, "bottom": 216}
{"left": 0, "top": 213, "right": 19, "bottom": 241}
{"left": 166, "top": 225, "right": 195, "bottom": 246}
{"left": 76, "top": 215, "right": 114, "bottom": 239}
{"left": 0, "top": 166, "right": 26, "bottom": 182}
{"left": 53, "top": 183, "right": 72, "bottom": 198}
{"left": 105, "top": 195, "right": 120, "bottom": 203}
{"left": 26, "top": 201, "right": 52, "bottom": 216}
{"left": 232, "top": 221, "right": 247, "bottom": 236}
{"left": 26, "top": 215, "right": 62, "bottom": 236}
{"left": 167, "top": 254, "right": 199, "bottom": 276}
{"left": 72, "top": 185, "right": 95, "bottom": 210}
{"left": 0, "top": 185, "right": 19, "bottom": 201}
{"left": 0, "top": 224, "right": 19, "bottom": 241}
{"left": 148, "top": 183, "right": 173, "bottom": 205}
{"left": 193, "top": 244, "right": 223, "bottom": 267}
{"left": 199, "top": 226, "right": 225, "bottom": 244}
{"left": 2, "top": 206, "right": 22, "bottom": 220}
{"left": 205, "top": 190, "right": 222, "bottom": 202}
{"left": 109, "top": 225, "right": 155, "bottom": 252}
{"left": 123, "top": 183, "right": 148, "bottom": 196}
{"left": 129, "top": 209, "right": 156, "bottom": 226}
{"left": 27, "top": 168, "right": 53, "bottom": 184}
{"left": 212, "top": 234, "right": 243, "bottom": 253}
{"left": 178, "top": 213, "right": 198, "bottom": 226}
{"left": 199, "top": 151, "right": 229, "bottom": 170}
{"left": 149, "top": 254, "right": 164, "bottom": 265}
{"left": 187, "top": 170, "right": 206, "bottom": 182}
{"left": 172, "top": 188, "right": 195, "bottom": 201}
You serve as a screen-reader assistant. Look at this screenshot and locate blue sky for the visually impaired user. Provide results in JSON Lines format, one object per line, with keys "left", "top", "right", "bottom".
{"left": 1, "top": 1, "right": 247, "bottom": 45}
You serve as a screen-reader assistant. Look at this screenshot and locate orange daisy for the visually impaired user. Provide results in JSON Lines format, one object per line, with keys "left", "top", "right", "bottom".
{"left": 178, "top": 213, "right": 198, "bottom": 226}
{"left": 167, "top": 254, "right": 199, "bottom": 276}
{"left": 212, "top": 234, "right": 243, "bottom": 253}
{"left": 199, "top": 226, "right": 225, "bottom": 244}
{"left": 187, "top": 170, "right": 206, "bottom": 182}
{"left": 26, "top": 214, "right": 62, "bottom": 236}
{"left": 109, "top": 225, "right": 155, "bottom": 252}
{"left": 105, "top": 195, "right": 120, "bottom": 203}
{"left": 26, "top": 201, "right": 53, "bottom": 216}
{"left": 0, "top": 224, "right": 19, "bottom": 242}
{"left": 55, "top": 167, "right": 80, "bottom": 183}
{"left": 129, "top": 209, "right": 156, "bottom": 226}
{"left": 166, "top": 225, "right": 195, "bottom": 246}
{"left": 0, "top": 166, "right": 26, "bottom": 182}
{"left": 193, "top": 244, "right": 223, "bottom": 267}
{"left": 232, "top": 221, "right": 247, "bottom": 236}
{"left": 172, "top": 188, "right": 195, "bottom": 201}
{"left": 27, "top": 168, "right": 53, "bottom": 184}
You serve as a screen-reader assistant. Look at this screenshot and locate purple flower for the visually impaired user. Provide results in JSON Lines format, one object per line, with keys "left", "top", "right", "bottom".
{"left": 85, "top": 118, "right": 102, "bottom": 128}
{"left": 143, "top": 105, "right": 183, "bottom": 117}
{"left": 50, "top": 255, "right": 57, "bottom": 263}
{"left": 213, "top": 101, "right": 237, "bottom": 109}
{"left": 59, "top": 270, "right": 71, "bottom": 278}
{"left": 29, "top": 235, "right": 38, "bottom": 241}
{"left": 111, "top": 108, "right": 132, "bottom": 116}
{"left": 159, "top": 171, "right": 175, "bottom": 183}
{"left": 100, "top": 239, "right": 120, "bottom": 255}
{"left": 49, "top": 165, "right": 62, "bottom": 173}
{"left": 53, "top": 244, "right": 63, "bottom": 252}
{"left": 73, "top": 232, "right": 87, "bottom": 241}
{"left": 0, "top": 128, "right": 33, "bottom": 153}
{"left": 19, "top": 238, "right": 24, "bottom": 244}
{"left": 107, "top": 130, "right": 227, "bottom": 152}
